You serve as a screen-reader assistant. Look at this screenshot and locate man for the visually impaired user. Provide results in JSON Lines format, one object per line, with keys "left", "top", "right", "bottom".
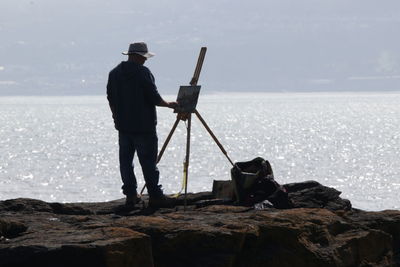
{"left": 107, "top": 42, "right": 177, "bottom": 208}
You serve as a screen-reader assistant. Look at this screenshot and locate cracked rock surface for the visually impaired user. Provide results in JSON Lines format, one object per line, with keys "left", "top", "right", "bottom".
{"left": 1, "top": 180, "right": 399, "bottom": 267}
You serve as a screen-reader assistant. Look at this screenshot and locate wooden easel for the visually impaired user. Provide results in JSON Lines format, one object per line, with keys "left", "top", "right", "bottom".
{"left": 141, "top": 47, "right": 234, "bottom": 209}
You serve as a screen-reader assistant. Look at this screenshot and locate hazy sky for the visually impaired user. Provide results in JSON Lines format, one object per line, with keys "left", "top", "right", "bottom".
{"left": 0, "top": 0, "right": 399, "bottom": 95}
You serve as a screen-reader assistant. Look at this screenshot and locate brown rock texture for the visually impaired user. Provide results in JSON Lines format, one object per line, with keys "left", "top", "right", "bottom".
{"left": 0, "top": 180, "right": 399, "bottom": 267}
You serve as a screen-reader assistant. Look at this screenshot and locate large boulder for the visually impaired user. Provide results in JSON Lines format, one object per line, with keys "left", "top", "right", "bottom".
{"left": 285, "top": 180, "right": 352, "bottom": 211}
{"left": 0, "top": 215, "right": 153, "bottom": 267}
{"left": 0, "top": 181, "right": 399, "bottom": 266}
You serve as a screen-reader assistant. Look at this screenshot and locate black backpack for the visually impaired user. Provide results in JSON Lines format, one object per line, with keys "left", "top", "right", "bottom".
{"left": 231, "top": 157, "right": 292, "bottom": 208}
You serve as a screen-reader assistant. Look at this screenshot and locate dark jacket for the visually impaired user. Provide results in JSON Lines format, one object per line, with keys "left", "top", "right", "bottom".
{"left": 107, "top": 61, "right": 162, "bottom": 133}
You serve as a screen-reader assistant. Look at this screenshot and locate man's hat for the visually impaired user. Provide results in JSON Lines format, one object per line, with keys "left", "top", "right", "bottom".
{"left": 122, "top": 42, "right": 155, "bottom": 58}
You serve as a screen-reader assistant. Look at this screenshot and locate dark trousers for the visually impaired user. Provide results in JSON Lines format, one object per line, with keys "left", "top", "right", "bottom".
{"left": 118, "top": 131, "right": 163, "bottom": 198}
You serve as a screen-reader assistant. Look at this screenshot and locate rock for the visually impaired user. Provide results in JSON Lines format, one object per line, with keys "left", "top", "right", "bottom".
{"left": 0, "top": 181, "right": 399, "bottom": 266}
{"left": 0, "top": 226, "right": 153, "bottom": 267}
{"left": 284, "top": 180, "right": 352, "bottom": 211}
{"left": 0, "top": 219, "right": 27, "bottom": 238}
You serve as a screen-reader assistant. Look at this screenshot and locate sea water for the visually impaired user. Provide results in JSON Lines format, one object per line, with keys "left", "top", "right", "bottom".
{"left": 0, "top": 92, "right": 399, "bottom": 211}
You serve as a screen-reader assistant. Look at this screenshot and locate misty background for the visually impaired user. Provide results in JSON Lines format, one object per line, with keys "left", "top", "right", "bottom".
{"left": 0, "top": 0, "right": 399, "bottom": 95}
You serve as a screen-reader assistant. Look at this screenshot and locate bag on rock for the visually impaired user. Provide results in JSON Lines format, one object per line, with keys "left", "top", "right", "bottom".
{"left": 230, "top": 157, "right": 292, "bottom": 208}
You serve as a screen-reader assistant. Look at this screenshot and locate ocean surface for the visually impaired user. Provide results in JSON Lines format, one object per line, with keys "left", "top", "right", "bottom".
{"left": 0, "top": 92, "right": 399, "bottom": 211}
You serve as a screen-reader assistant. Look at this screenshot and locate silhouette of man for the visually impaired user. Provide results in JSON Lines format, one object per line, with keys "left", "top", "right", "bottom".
{"left": 107, "top": 42, "right": 177, "bottom": 208}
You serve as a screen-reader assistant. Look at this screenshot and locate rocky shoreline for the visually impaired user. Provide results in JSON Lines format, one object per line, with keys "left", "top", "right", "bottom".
{"left": 1, "top": 180, "right": 399, "bottom": 267}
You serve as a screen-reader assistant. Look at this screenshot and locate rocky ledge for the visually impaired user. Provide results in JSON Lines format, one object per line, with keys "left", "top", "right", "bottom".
{"left": 1, "top": 180, "right": 399, "bottom": 267}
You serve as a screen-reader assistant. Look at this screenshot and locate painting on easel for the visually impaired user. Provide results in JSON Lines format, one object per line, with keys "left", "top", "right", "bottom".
{"left": 174, "top": 85, "right": 201, "bottom": 113}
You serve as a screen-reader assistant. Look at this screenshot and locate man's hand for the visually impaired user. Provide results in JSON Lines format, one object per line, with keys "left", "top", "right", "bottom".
{"left": 167, "top": 101, "right": 179, "bottom": 109}
{"left": 158, "top": 99, "right": 178, "bottom": 109}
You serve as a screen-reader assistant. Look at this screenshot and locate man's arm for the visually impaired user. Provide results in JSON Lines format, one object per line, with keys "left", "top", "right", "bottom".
{"left": 106, "top": 71, "right": 117, "bottom": 121}
{"left": 141, "top": 67, "right": 178, "bottom": 109}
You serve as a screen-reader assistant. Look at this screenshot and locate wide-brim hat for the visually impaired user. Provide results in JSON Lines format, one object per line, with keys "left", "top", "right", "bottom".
{"left": 122, "top": 42, "right": 155, "bottom": 58}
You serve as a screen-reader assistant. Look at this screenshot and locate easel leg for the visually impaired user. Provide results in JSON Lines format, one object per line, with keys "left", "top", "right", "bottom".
{"left": 157, "top": 117, "right": 180, "bottom": 163}
{"left": 183, "top": 114, "right": 192, "bottom": 210}
{"left": 194, "top": 109, "right": 235, "bottom": 166}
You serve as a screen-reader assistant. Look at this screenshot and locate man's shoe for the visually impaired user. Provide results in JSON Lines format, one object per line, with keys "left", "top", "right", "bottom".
{"left": 125, "top": 194, "right": 141, "bottom": 207}
{"left": 148, "top": 194, "right": 176, "bottom": 208}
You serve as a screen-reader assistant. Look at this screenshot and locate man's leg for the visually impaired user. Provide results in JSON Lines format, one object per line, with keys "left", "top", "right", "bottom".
{"left": 134, "top": 133, "right": 163, "bottom": 198}
{"left": 118, "top": 131, "right": 138, "bottom": 196}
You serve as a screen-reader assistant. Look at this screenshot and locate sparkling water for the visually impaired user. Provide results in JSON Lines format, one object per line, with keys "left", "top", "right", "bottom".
{"left": 0, "top": 92, "right": 399, "bottom": 211}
